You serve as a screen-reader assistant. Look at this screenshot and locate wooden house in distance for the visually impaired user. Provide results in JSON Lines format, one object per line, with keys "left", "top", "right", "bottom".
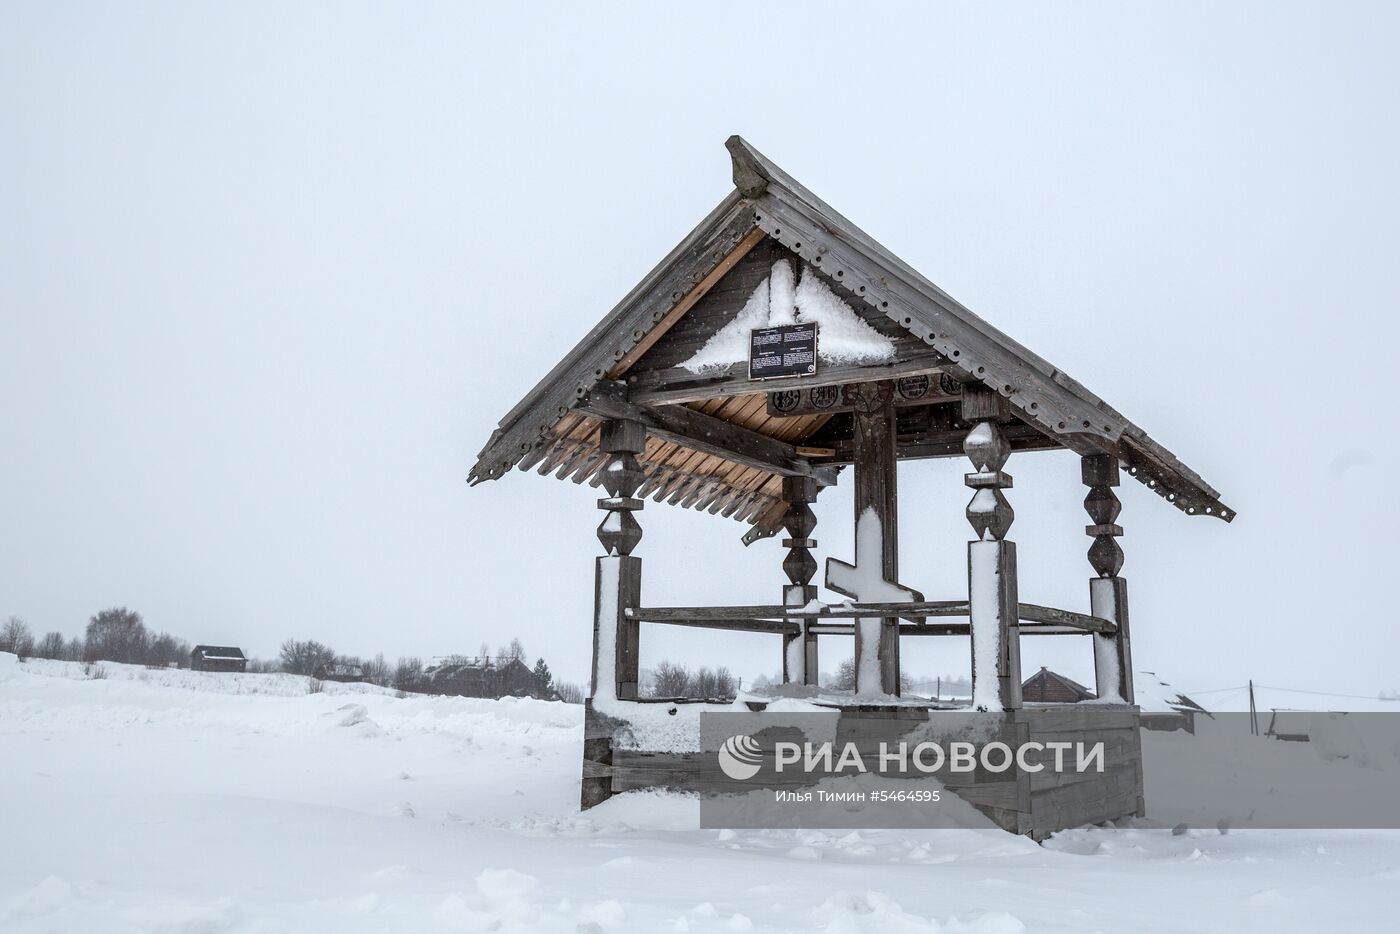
{"left": 469, "top": 137, "right": 1234, "bottom": 837}
{"left": 421, "top": 656, "right": 545, "bottom": 699}
{"left": 1022, "top": 667, "right": 1096, "bottom": 704}
{"left": 189, "top": 645, "right": 248, "bottom": 673}
{"left": 314, "top": 661, "right": 365, "bottom": 683}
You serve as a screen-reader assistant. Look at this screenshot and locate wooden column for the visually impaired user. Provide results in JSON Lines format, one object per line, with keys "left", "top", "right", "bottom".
{"left": 845, "top": 381, "right": 900, "bottom": 696}
{"left": 1083, "top": 453, "right": 1133, "bottom": 704}
{"left": 591, "top": 418, "right": 645, "bottom": 701}
{"left": 963, "top": 384, "right": 1021, "bottom": 711}
{"left": 780, "top": 475, "right": 819, "bottom": 685}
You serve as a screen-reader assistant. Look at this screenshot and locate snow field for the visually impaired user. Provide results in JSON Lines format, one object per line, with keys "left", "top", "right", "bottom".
{"left": 2, "top": 652, "right": 1397, "bottom": 933}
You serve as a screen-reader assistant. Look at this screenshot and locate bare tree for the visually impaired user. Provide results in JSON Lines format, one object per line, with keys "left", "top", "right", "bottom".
{"left": 146, "top": 632, "right": 190, "bottom": 668}
{"left": 85, "top": 608, "right": 147, "bottom": 664}
{"left": 64, "top": 637, "right": 86, "bottom": 662}
{"left": 363, "top": 653, "right": 391, "bottom": 687}
{"left": 393, "top": 656, "right": 423, "bottom": 691}
{"left": 497, "top": 637, "right": 526, "bottom": 662}
{"left": 555, "top": 681, "right": 584, "bottom": 704}
{"left": 279, "top": 639, "right": 337, "bottom": 676}
{"left": 651, "top": 660, "right": 690, "bottom": 697}
{"left": 1, "top": 617, "right": 34, "bottom": 657}
{"left": 34, "top": 631, "right": 66, "bottom": 660}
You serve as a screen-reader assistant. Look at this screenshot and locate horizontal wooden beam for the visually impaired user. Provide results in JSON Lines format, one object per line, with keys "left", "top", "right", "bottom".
{"left": 637, "top": 616, "right": 801, "bottom": 635}
{"left": 627, "top": 354, "right": 949, "bottom": 407}
{"left": 813, "top": 622, "right": 1092, "bottom": 637}
{"left": 1017, "top": 603, "right": 1117, "bottom": 634}
{"left": 815, "top": 424, "right": 1064, "bottom": 465}
{"left": 628, "top": 602, "right": 1115, "bottom": 633}
{"left": 580, "top": 381, "right": 838, "bottom": 485}
{"left": 628, "top": 601, "right": 971, "bottom": 622}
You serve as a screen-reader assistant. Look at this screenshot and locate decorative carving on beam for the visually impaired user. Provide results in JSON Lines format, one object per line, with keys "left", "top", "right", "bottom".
{"left": 626, "top": 353, "right": 949, "bottom": 407}
{"left": 964, "top": 421, "right": 1014, "bottom": 542}
{"left": 596, "top": 420, "right": 645, "bottom": 557}
{"left": 1083, "top": 453, "right": 1134, "bottom": 704}
{"left": 1082, "top": 453, "right": 1124, "bottom": 578}
{"left": 592, "top": 418, "right": 646, "bottom": 705}
{"left": 780, "top": 475, "right": 820, "bottom": 686}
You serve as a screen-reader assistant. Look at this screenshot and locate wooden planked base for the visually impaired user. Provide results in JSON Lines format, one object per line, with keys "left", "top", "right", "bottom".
{"left": 580, "top": 702, "right": 1144, "bottom": 838}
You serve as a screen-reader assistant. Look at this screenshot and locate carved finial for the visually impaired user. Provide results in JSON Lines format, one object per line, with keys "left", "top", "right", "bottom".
{"left": 726, "top": 135, "right": 770, "bottom": 198}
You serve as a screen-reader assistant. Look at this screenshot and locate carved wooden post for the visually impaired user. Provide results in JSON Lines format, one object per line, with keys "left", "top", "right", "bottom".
{"left": 780, "top": 475, "right": 819, "bottom": 685}
{"left": 592, "top": 418, "right": 645, "bottom": 701}
{"left": 845, "top": 380, "right": 901, "bottom": 696}
{"left": 963, "top": 384, "right": 1021, "bottom": 711}
{"left": 1083, "top": 453, "right": 1133, "bottom": 704}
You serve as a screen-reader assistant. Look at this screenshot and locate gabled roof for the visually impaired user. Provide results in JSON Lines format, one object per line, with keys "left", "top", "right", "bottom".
{"left": 470, "top": 137, "right": 1234, "bottom": 527}
{"left": 1022, "top": 667, "right": 1095, "bottom": 701}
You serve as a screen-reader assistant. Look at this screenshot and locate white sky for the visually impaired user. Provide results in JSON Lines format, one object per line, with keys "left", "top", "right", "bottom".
{"left": 3, "top": 2, "right": 1397, "bottom": 697}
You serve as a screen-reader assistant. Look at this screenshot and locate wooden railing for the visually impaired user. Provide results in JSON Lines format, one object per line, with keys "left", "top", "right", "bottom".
{"left": 625, "top": 601, "right": 1115, "bottom": 636}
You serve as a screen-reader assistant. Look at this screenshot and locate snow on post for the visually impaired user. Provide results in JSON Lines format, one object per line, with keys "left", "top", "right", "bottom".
{"left": 1091, "top": 577, "right": 1129, "bottom": 704}
{"left": 962, "top": 390, "right": 1021, "bottom": 712}
{"left": 826, "top": 508, "right": 918, "bottom": 697}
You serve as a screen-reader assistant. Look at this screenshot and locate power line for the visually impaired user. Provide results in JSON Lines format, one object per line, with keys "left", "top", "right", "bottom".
{"left": 1254, "top": 684, "right": 1394, "bottom": 702}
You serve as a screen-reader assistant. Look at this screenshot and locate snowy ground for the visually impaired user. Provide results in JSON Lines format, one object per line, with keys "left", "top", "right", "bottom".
{"left": 3, "top": 653, "right": 1397, "bottom": 933}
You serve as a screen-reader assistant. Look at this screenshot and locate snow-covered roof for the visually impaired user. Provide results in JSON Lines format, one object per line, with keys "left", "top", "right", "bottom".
{"left": 1135, "top": 670, "right": 1209, "bottom": 715}
{"left": 191, "top": 645, "right": 246, "bottom": 660}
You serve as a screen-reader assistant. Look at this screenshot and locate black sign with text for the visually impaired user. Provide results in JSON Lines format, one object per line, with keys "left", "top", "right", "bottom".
{"left": 749, "top": 322, "right": 818, "bottom": 379}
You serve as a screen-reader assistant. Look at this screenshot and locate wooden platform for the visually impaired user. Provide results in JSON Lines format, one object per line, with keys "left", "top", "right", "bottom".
{"left": 582, "top": 701, "right": 1144, "bottom": 839}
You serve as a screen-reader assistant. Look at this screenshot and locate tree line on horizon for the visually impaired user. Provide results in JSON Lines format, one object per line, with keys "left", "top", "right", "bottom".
{"left": 0, "top": 610, "right": 584, "bottom": 703}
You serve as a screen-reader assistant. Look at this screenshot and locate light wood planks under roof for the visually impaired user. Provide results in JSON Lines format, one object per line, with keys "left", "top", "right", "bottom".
{"left": 519, "top": 392, "right": 834, "bottom": 531}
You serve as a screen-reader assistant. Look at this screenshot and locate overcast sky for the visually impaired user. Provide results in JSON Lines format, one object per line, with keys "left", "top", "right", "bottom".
{"left": 3, "top": 2, "right": 1397, "bottom": 699}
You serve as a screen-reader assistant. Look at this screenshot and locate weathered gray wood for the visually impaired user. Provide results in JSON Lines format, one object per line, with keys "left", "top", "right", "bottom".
{"left": 968, "top": 541, "right": 1022, "bottom": 710}
{"left": 470, "top": 191, "right": 756, "bottom": 485}
{"left": 1091, "top": 576, "right": 1134, "bottom": 702}
{"left": 1016, "top": 603, "right": 1117, "bottom": 635}
{"left": 640, "top": 616, "right": 800, "bottom": 635}
{"left": 765, "top": 372, "right": 960, "bottom": 418}
{"left": 627, "top": 354, "right": 949, "bottom": 407}
{"left": 628, "top": 601, "right": 969, "bottom": 621}
{"left": 592, "top": 556, "right": 641, "bottom": 700}
{"left": 1015, "top": 705, "right": 1140, "bottom": 732}
{"left": 820, "top": 419, "right": 1063, "bottom": 464}
{"left": 843, "top": 381, "right": 903, "bottom": 696}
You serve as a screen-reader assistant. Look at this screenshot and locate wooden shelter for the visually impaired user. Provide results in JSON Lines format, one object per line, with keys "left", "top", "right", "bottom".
{"left": 469, "top": 137, "right": 1234, "bottom": 835}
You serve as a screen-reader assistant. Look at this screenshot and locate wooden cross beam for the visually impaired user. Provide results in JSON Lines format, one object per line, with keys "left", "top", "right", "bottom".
{"left": 580, "top": 381, "right": 838, "bottom": 485}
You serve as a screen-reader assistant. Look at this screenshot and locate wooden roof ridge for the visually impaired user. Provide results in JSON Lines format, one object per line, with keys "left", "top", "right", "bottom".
{"left": 726, "top": 136, "right": 1232, "bottom": 521}
{"left": 469, "top": 136, "right": 1234, "bottom": 523}
{"left": 1023, "top": 666, "right": 1094, "bottom": 698}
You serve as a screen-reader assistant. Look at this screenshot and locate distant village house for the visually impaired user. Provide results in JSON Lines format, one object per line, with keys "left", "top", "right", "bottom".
{"left": 420, "top": 657, "right": 548, "bottom": 700}
{"left": 314, "top": 661, "right": 366, "bottom": 683}
{"left": 190, "top": 645, "right": 248, "bottom": 673}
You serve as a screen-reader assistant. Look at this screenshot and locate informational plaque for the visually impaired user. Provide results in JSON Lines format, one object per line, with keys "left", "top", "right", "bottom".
{"left": 748, "top": 322, "right": 818, "bottom": 379}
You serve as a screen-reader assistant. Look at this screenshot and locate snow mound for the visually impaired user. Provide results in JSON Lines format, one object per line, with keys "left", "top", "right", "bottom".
{"left": 681, "top": 260, "right": 896, "bottom": 373}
